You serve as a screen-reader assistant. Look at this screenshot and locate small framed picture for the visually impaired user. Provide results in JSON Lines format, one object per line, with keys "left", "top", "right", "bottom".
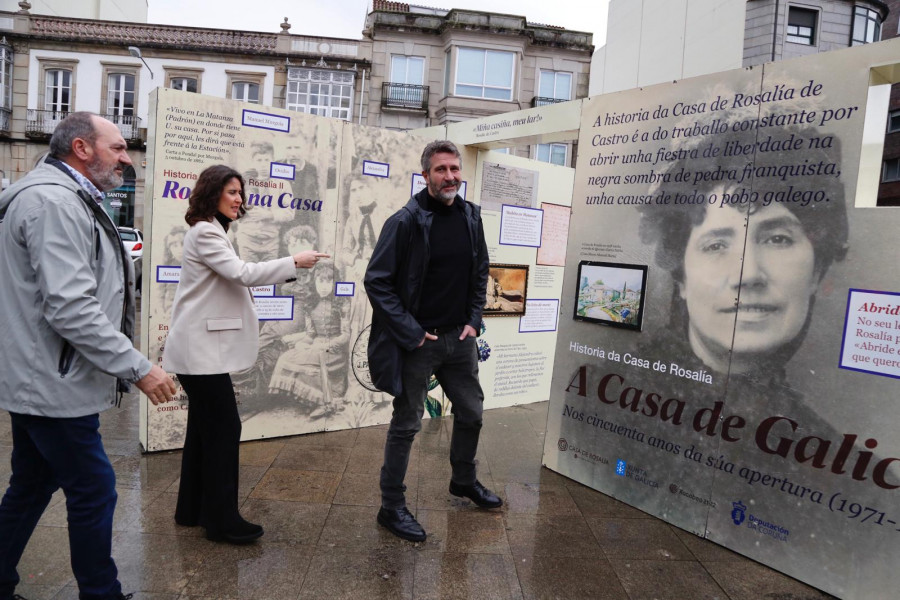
{"left": 484, "top": 263, "right": 528, "bottom": 317}
{"left": 573, "top": 261, "right": 647, "bottom": 331}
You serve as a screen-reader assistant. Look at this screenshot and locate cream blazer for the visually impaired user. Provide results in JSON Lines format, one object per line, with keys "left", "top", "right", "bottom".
{"left": 162, "top": 218, "right": 297, "bottom": 375}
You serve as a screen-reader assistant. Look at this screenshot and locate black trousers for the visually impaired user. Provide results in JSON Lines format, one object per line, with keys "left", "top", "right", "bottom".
{"left": 174, "top": 373, "right": 242, "bottom": 534}
{"left": 381, "top": 332, "right": 484, "bottom": 509}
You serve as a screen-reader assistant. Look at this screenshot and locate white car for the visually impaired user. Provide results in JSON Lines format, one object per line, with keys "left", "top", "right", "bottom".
{"left": 118, "top": 227, "right": 143, "bottom": 293}
{"left": 117, "top": 227, "right": 143, "bottom": 260}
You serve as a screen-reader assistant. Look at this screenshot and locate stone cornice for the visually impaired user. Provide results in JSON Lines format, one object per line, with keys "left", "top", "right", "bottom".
{"left": 28, "top": 15, "right": 279, "bottom": 54}
{"left": 9, "top": 13, "right": 368, "bottom": 61}
{"left": 365, "top": 7, "right": 593, "bottom": 52}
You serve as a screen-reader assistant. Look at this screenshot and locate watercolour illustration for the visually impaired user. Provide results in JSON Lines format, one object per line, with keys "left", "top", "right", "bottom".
{"left": 574, "top": 261, "right": 647, "bottom": 331}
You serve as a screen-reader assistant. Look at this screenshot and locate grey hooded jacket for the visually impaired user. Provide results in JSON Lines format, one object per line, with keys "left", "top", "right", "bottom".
{"left": 0, "top": 160, "right": 152, "bottom": 417}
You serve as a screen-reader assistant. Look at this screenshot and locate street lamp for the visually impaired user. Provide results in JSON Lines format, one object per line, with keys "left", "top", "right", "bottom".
{"left": 127, "top": 46, "right": 154, "bottom": 79}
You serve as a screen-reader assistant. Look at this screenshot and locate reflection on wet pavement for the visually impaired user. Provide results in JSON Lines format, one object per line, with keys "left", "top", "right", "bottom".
{"left": 1, "top": 360, "right": 835, "bottom": 599}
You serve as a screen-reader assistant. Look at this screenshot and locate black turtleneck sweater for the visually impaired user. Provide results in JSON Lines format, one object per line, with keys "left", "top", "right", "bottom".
{"left": 215, "top": 212, "right": 233, "bottom": 232}
{"left": 415, "top": 193, "right": 472, "bottom": 330}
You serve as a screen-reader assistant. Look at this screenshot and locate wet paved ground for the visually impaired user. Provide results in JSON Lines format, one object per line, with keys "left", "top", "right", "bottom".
{"left": 0, "top": 398, "right": 839, "bottom": 600}
{"left": 1, "top": 296, "right": 836, "bottom": 599}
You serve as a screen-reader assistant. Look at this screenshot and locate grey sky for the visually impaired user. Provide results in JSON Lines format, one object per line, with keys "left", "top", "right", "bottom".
{"left": 147, "top": 0, "right": 609, "bottom": 45}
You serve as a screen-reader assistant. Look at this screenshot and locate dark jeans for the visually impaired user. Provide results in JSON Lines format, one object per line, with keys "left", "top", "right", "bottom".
{"left": 380, "top": 330, "right": 484, "bottom": 509}
{"left": 0, "top": 412, "right": 120, "bottom": 600}
{"left": 175, "top": 373, "right": 242, "bottom": 535}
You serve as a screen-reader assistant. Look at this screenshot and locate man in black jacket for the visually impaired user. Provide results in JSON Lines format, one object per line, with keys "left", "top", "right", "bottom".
{"left": 364, "top": 140, "right": 501, "bottom": 542}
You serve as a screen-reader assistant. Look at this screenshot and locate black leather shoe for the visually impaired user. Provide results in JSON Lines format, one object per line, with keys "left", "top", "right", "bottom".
{"left": 206, "top": 518, "right": 263, "bottom": 544}
{"left": 377, "top": 507, "right": 426, "bottom": 542}
{"left": 449, "top": 480, "right": 503, "bottom": 508}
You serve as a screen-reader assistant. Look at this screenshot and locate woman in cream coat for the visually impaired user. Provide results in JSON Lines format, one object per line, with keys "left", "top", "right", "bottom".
{"left": 163, "top": 164, "right": 327, "bottom": 544}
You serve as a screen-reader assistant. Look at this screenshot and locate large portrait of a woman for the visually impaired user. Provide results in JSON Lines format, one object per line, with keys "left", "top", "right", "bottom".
{"left": 638, "top": 127, "right": 848, "bottom": 382}
{"left": 548, "top": 62, "right": 900, "bottom": 599}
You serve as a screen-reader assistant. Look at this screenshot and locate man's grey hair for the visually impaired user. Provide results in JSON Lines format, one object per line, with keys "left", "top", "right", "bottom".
{"left": 421, "top": 140, "right": 461, "bottom": 172}
{"left": 48, "top": 112, "right": 99, "bottom": 159}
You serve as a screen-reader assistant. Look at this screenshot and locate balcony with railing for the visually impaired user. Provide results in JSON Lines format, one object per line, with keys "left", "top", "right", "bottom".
{"left": 26, "top": 109, "right": 70, "bottom": 138}
{"left": 26, "top": 110, "right": 143, "bottom": 145}
{"left": 106, "top": 113, "right": 143, "bottom": 145}
{"left": 532, "top": 96, "right": 567, "bottom": 108}
{"left": 381, "top": 82, "right": 429, "bottom": 112}
{"left": 0, "top": 107, "right": 10, "bottom": 136}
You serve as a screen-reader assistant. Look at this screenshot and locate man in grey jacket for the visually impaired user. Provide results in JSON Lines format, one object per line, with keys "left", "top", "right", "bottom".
{"left": 0, "top": 112, "right": 176, "bottom": 600}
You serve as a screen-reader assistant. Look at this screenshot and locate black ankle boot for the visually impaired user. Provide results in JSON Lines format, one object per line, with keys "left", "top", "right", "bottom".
{"left": 206, "top": 517, "right": 263, "bottom": 544}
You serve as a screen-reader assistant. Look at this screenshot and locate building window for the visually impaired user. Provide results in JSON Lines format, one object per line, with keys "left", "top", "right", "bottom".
{"left": 107, "top": 73, "right": 135, "bottom": 117}
{"left": 385, "top": 56, "right": 427, "bottom": 108}
{"left": 44, "top": 69, "right": 72, "bottom": 112}
{"left": 169, "top": 77, "right": 197, "bottom": 92}
{"left": 101, "top": 63, "right": 141, "bottom": 140}
{"left": 231, "top": 82, "right": 260, "bottom": 103}
{"left": 884, "top": 158, "right": 900, "bottom": 183}
{"left": 101, "top": 63, "right": 140, "bottom": 118}
{"left": 455, "top": 47, "right": 514, "bottom": 101}
{"left": 164, "top": 67, "right": 203, "bottom": 94}
{"left": 786, "top": 7, "right": 817, "bottom": 45}
{"left": 536, "top": 143, "right": 567, "bottom": 166}
{"left": 888, "top": 109, "right": 900, "bottom": 134}
{"left": 226, "top": 71, "right": 265, "bottom": 104}
{"left": 851, "top": 6, "right": 881, "bottom": 46}
{"left": 0, "top": 42, "right": 12, "bottom": 111}
{"left": 391, "top": 55, "right": 425, "bottom": 86}
{"left": 286, "top": 68, "right": 354, "bottom": 121}
{"left": 37, "top": 58, "right": 77, "bottom": 117}
{"left": 34, "top": 65, "right": 74, "bottom": 135}
{"left": 444, "top": 51, "right": 451, "bottom": 97}
{"left": 538, "top": 70, "right": 572, "bottom": 101}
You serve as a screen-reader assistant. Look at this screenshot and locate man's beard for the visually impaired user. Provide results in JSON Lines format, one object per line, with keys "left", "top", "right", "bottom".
{"left": 86, "top": 157, "right": 124, "bottom": 192}
{"left": 428, "top": 180, "right": 459, "bottom": 202}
